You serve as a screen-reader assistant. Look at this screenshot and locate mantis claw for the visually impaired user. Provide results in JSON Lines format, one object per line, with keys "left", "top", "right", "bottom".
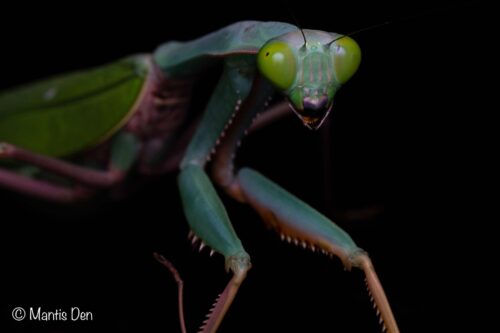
{"left": 195, "top": 253, "right": 250, "bottom": 333}
{"left": 353, "top": 253, "right": 399, "bottom": 333}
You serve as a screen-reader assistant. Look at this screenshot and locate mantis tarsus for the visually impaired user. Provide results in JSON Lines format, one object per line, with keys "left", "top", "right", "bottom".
{"left": 1, "top": 21, "right": 399, "bottom": 332}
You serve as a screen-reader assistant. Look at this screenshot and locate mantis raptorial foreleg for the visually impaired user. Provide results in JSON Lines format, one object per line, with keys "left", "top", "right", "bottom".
{"left": 236, "top": 169, "right": 399, "bottom": 332}
{"left": 208, "top": 66, "right": 399, "bottom": 333}
{"left": 173, "top": 78, "right": 290, "bottom": 333}
{"left": 176, "top": 57, "right": 257, "bottom": 333}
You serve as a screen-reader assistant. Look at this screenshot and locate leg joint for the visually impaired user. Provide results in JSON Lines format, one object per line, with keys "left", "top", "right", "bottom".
{"left": 225, "top": 251, "right": 251, "bottom": 279}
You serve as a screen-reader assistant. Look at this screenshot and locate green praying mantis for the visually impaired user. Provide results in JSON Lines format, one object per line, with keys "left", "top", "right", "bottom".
{"left": 0, "top": 21, "right": 399, "bottom": 332}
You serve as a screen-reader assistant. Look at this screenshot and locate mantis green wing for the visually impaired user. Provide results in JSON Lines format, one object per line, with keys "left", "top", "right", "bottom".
{"left": 0, "top": 56, "right": 149, "bottom": 157}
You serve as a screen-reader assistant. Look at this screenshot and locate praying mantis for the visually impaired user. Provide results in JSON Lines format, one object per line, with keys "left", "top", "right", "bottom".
{"left": 1, "top": 21, "right": 399, "bottom": 332}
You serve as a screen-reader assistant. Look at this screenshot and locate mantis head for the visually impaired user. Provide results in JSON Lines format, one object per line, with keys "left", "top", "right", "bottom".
{"left": 257, "top": 29, "right": 361, "bottom": 129}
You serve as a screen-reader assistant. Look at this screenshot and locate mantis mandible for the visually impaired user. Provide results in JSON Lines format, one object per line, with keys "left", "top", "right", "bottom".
{"left": 0, "top": 21, "right": 398, "bottom": 332}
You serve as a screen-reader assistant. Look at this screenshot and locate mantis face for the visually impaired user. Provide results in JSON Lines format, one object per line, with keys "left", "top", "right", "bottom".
{"left": 257, "top": 29, "right": 361, "bottom": 129}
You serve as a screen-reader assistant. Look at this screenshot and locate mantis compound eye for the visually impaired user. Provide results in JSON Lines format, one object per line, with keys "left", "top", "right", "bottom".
{"left": 330, "top": 36, "right": 362, "bottom": 84}
{"left": 257, "top": 41, "right": 297, "bottom": 90}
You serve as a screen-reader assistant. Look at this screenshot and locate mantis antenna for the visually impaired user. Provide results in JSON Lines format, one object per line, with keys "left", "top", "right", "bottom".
{"left": 283, "top": 1, "right": 307, "bottom": 47}
{"left": 326, "top": 21, "right": 392, "bottom": 46}
{"left": 327, "top": 3, "right": 473, "bottom": 45}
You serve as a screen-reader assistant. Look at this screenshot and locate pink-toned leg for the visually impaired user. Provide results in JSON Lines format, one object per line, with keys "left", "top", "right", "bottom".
{"left": 0, "top": 143, "right": 124, "bottom": 187}
{"left": 154, "top": 253, "right": 187, "bottom": 333}
{"left": 0, "top": 168, "right": 91, "bottom": 203}
{"left": 248, "top": 101, "right": 291, "bottom": 133}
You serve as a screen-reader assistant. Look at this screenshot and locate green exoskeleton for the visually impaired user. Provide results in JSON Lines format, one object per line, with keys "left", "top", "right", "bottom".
{"left": 0, "top": 21, "right": 398, "bottom": 332}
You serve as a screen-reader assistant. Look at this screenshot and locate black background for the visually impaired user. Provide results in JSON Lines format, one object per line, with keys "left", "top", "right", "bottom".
{"left": 1, "top": 1, "right": 489, "bottom": 332}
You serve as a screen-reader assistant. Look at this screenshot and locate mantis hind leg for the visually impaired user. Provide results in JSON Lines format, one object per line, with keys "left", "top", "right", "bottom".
{"left": 0, "top": 167, "right": 91, "bottom": 202}
{"left": 0, "top": 132, "right": 140, "bottom": 202}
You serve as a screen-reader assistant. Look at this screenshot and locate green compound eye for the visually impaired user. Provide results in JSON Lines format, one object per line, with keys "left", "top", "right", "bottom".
{"left": 257, "top": 41, "right": 297, "bottom": 90}
{"left": 331, "top": 36, "right": 362, "bottom": 84}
